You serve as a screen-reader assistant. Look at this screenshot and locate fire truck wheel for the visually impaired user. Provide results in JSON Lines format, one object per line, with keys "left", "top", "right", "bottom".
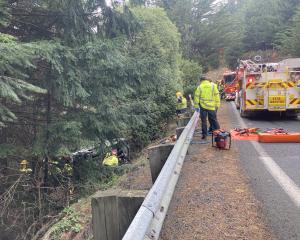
{"left": 240, "top": 109, "right": 247, "bottom": 118}
{"left": 284, "top": 110, "right": 298, "bottom": 119}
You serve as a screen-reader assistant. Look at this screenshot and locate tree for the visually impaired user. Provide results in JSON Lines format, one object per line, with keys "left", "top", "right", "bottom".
{"left": 179, "top": 58, "right": 202, "bottom": 96}
{"left": 0, "top": 4, "right": 183, "bottom": 238}
{"left": 243, "top": 0, "right": 281, "bottom": 51}
{"left": 278, "top": 7, "right": 300, "bottom": 56}
{"left": 0, "top": 40, "right": 47, "bottom": 127}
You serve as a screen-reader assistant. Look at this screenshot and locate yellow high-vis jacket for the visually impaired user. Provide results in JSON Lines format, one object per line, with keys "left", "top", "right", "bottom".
{"left": 194, "top": 80, "right": 220, "bottom": 110}
{"left": 102, "top": 155, "right": 119, "bottom": 167}
{"left": 176, "top": 96, "right": 187, "bottom": 110}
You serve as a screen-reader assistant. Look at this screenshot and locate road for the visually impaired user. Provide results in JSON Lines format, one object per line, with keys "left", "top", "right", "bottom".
{"left": 228, "top": 102, "right": 300, "bottom": 240}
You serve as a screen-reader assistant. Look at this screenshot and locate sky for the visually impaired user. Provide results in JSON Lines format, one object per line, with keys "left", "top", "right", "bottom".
{"left": 105, "top": 0, "right": 125, "bottom": 7}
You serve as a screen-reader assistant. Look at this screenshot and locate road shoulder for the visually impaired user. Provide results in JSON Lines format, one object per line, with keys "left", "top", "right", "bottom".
{"left": 160, "top": 102, "right": 276, "bottom": 240}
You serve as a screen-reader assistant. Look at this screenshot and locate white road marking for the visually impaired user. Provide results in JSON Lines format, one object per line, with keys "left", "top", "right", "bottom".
{"left": 230, "top": 102, "right": 300, "bottom": 208}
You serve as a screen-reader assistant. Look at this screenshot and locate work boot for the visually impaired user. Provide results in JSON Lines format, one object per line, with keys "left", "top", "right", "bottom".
{"left": 201, "top": 135, "right": 207, "bottom": 140}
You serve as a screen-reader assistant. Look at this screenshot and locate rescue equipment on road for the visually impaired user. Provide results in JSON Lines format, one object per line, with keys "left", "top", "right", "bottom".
{"left": 230, "top": 127, "right": 300, "bottom": 143}
{"left": 212, "top": 129, "right": 231, "bottom": 150}
{"left": 234, "top": 128, "right": 259, "bottom": 135}
{"left": 230, "top": 128, "right": 260, "bottom": 141}
{"left": 262, "top": 128, "right": 288, "bottom": 134}
{"left": 258, "top": 128, "right": 300, "bottom": 143}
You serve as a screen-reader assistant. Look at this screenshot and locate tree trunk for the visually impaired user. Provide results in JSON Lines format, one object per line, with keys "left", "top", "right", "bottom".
{"left": 44, "top": 91, "right": 51, "bottom": 186}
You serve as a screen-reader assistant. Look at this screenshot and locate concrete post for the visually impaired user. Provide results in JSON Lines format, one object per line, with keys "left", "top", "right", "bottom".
{"left": 147, "top": 143, "right": 175, "bottom": 183}
{"left": 92, "top": 189, "right": 147, "bottom": 240}
{"left": 176, "top": 117, "right": 191, "bottom": 128}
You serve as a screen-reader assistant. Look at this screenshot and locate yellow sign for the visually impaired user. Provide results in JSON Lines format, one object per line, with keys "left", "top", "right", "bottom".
{"left": 269, "top": 96, "right": 285, "bottom": 106}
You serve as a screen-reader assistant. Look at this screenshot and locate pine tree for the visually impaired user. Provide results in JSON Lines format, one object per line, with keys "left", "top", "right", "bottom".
{"left": 278, "top": 6, "right": 300, "bottom": 56}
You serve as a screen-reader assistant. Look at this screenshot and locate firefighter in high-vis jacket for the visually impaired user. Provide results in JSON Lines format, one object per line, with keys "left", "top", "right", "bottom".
{"left": 102, "top": 149, "right": 119, "bottom": 167}
{"left": 176, "top": 91, "right": 188, "bottom": 115}
{"left": 194, "top": 76, "right": 220, "bottom": 140}
{"left": 19, "top": 160, "right": 32, "bottom": 173}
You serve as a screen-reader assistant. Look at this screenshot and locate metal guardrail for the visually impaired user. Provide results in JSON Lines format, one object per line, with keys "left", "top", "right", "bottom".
{"left": 122, "top": 112, "right": 199, "bottom": 240}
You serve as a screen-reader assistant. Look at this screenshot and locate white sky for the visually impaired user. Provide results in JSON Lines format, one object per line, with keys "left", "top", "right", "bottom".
{"left": 106, "top": 0, "right": 127, "bottom": 7}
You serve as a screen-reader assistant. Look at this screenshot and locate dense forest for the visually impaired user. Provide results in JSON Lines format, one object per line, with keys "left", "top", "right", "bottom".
{"left": 1, "top": 0, "right": 300, "bottom": 239}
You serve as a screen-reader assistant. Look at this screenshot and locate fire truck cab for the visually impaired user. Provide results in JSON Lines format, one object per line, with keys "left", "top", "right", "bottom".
{"left": 222, "top": 70, "right": 237, "bottom": 101}
{"left": 235, "top": 58, "right": 300, "bottom": 117}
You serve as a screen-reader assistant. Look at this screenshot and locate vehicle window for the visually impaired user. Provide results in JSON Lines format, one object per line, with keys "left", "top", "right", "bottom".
{"left": 224, "top": 74, "right": 236, "bottom": 83}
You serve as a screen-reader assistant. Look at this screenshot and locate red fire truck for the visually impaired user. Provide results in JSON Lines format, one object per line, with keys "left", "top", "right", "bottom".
{"left": 235, "top": 58, "right": 300, "bottom": 117}
{"left": 221, "top": 69, "right": 241, "bottom": 101}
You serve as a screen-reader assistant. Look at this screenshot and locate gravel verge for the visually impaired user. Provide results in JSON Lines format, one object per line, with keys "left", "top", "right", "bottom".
{"left": 160, "top": 103, "right": 276, "bottom": 240}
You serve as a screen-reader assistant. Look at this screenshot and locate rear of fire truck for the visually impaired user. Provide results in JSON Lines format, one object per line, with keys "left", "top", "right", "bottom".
{"left": 235, "top": 58, "right": 300, "bottom": 117}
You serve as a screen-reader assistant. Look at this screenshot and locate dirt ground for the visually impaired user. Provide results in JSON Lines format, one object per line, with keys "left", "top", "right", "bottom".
{"left": 160, "top": 103, "right": 276, "bottom": 240}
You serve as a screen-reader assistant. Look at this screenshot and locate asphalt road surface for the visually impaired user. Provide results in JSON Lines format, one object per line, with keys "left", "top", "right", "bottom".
{"left": 228, "top": 102, "right": 300, "bottom": 240}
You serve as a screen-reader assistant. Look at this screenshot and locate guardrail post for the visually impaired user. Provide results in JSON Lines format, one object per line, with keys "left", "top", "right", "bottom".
{"left": 92, "top": 189, "right": 147, "bottom": 240}
{"left": 176, "top": 127, "right": 185, "bottom": 139}
{"left": 176, "top": 127, "right": 191, "bottom": 155}
{"left": 148, "top": 143, "right": 175, "bottom": 183}
{"left": 176, "top": 117, "right": 191, "bottom": 127}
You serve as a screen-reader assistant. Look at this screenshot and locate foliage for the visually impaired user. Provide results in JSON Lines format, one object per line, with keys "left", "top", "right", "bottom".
{"left": 0, "top": 3, "right": 182, "bottom": 239}
{"left": 52, "top": 207, "right": 83, "bottom": 239}
{"left": 0, "top": 33, "right": 15, "bottom": 42}
{"left": 0, "top": 0, "right": 9, "bottom": 27}
{"left": 242, "top": 0, "right": 281, "bottom": 51}
{"left": 0, "top": 41, "right": 47, "bottom": 127}
{"left": 179, "top": 58, "right": 202, "bottom": 96}
{"left": 77, "top": 160, "right": 127, "bottom": 196}
{"left": 277, "top": 6, "right": 300, "bottom": 56}
{"left": 75, "top": 7, "right": 181, "bottom": 149}
{"left": 159, "top": 0, "right": 300, "bottom": 69}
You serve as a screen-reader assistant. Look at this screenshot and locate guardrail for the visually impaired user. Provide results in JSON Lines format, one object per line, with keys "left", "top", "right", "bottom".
{"left": 122, "top": 112, "right": 199, "bottom": 240}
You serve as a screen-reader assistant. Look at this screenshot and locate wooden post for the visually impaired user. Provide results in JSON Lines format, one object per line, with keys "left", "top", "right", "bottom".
{"left": 92, "top": 189, "right": 147, "bottom": 240}
{"left": 147, "top": 143, "right": 175, "bottom": 183}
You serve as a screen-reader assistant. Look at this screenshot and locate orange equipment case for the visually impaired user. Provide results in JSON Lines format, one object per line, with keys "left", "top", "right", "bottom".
{"left": 258, "top": 133, "right": 300, "bottom": 143}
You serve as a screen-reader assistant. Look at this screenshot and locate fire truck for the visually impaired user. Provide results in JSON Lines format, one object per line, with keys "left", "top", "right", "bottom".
{"left": 222, "top": 68, "right": 244, "bottom": 101}
{"left": 235, "top": 58, "right": 300, "bottom": 117}
{"left": 222, "top": 70, "right": 237, "bottom": 100}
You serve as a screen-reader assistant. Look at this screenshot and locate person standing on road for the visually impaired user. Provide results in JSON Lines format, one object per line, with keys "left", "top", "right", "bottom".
{"left": 208, "top": 79, "right": 219, "bottom": 134}
{"left": 194, "top": 76, "right": 220, "bottom": 140}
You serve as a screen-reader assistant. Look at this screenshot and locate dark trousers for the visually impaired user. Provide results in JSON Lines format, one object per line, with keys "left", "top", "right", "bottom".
{"left": 176, "top": 108, "right": 187, "bottom": 115}
{"left": 200, "top": 108, "right": 220, "bottom": 137}
{"left": 208, "top": 108, "right": 218, "bottom": 132}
